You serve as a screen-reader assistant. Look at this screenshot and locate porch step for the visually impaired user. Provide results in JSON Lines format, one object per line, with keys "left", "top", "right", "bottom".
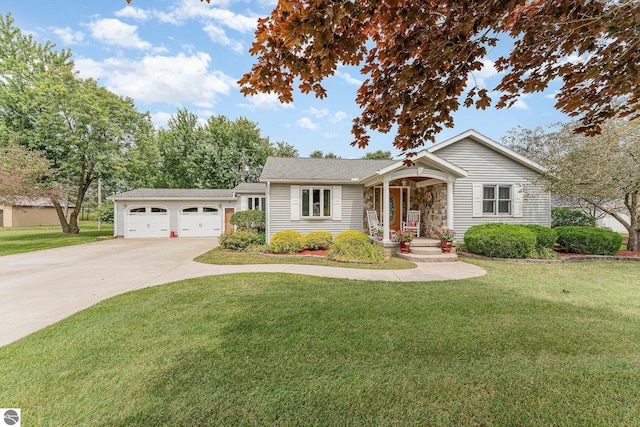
{"left": 396, "top": 252, "right": 459, "bottom": 263}
{"left": 409, "top": 245, "right": 443, "bottom": 255}
{"left": 410, "top": 238, "right": 442, "bottom": 248}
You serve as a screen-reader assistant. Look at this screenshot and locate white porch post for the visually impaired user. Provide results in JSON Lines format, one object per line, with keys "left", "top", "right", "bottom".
{"left": 383, "top": 179, "right": 391, "bottom": 243}
{"left": 447, "top": 180, "right": 454, "bottom": 230}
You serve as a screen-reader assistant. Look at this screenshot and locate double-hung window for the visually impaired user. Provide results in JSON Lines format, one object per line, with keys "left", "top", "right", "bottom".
{"left": 301, "top": 187, "right": 331, "bottom": 218}
{"left": 483, "top": 185, "right": 512, "bottom": 215}
{"left": 248, "top": 196, "right": 266, "bottom": 211}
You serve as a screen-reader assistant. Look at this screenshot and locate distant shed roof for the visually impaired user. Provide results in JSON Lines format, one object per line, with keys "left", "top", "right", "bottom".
{"left": 260, "top": 157, "right": 396, "bottom": 183}
{"left": 108, "top": 188, "right": 235, "bottom": 200}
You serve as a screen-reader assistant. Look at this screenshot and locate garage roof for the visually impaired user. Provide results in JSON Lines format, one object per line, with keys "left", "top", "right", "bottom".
{"left": 108, "top": 188, "right": 235, "bottom": 200}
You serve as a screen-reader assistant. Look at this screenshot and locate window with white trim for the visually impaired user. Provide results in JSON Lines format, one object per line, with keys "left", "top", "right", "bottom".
{"left": 483, "top": 185, "right": 512, "bottom": 215}
{"left": 301, "top": 187, "right": 332, "bottom": 218}
{"left": 248, "top": 196, "right": 266, "bottom": 211}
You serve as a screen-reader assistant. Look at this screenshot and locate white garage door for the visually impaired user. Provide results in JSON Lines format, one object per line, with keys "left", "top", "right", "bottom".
{"left": 180, "top": 206, "right": 221, "bottom": 237}
{"left": 126, "top": 207, "right": 170, "bottom": 238}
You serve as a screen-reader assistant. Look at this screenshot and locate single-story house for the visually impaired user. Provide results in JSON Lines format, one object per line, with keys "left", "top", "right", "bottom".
{"left": 0, "top": 198, "right": 74, "bottom": 228}
{"left": 109, "top": 129, "right": 550, "bottom": 241}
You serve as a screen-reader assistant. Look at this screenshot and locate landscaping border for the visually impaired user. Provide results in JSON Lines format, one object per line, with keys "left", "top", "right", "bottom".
{"left": 458, "top": 251, "right": 640, "bottom": 264}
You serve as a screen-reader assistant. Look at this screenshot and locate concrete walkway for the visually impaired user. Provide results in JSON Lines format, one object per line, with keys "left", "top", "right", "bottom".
{"left": 0, "top": 238, "right": 485, "bottom": 347}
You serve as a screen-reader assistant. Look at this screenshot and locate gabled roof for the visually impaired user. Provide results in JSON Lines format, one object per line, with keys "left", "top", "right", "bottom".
{"left": 375, "top": 151, "right": 468, "bottom": 178}
{"left": 260, "top": 157, "right": 396, "bottom": 184}
{"left": 0, "top": 197, "right": 75, "bottom": 208}
{"left": 428, "top": 129, "right": 547, "bottom": 174}
{"left": 108, "top": 188, "right": 235, "bottom": 200}
{"left": 233, "top": 182, "right": 267, "bottom": 193}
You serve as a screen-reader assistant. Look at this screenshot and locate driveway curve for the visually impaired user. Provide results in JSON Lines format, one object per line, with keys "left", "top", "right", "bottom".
{"left": 0, "top": 238, "right": 485, "bottom": 347}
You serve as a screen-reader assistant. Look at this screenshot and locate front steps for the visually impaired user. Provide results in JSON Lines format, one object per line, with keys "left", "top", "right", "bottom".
{"left": 396, "top": 237, "right": 458, "bottom": 262}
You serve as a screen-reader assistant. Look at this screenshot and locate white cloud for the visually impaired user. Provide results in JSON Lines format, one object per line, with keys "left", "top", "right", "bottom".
{"left": 329, "top": 111, "right": 347, "bottom": 123}
{"left": 304, "top": 107, "right": 329, "bottom": 118}
{"left": 203, "top": 24, "right": 244, "bottom": 53}
{"left": 154, "top": 0, "right": 258, "bottom": 33}
{"left": 74, "top": 52, "right": 236, "bottom": 106}
{"left": 336, "top": 70, "right": 362, "bottom": 86}
{"left": 50, "top": 27, "right": 84, "bottom": 45}
{"left": 115, "top": 6, "right": 150, "bottom": 21}
{"left": 512, "top": 97, "right": 530, "bottom": 110}
{"left": 89, "top": 18, "right": 152, "bottom": 50}
{"left": 545, "top": 90, "right": 560, "bottom": 100}
{"left": 238, "top": 92, "right": 294, "bottom": 111}
{"left": 151, "top": 111, "right": 174, "bottom": 128}
{"left": 324, "top": 132, "right": 337, "bottom": 138}
{"left": 296, "top": 117, "right": 319, "bottom": 131}
{"left": 467, "top": 59, "right": 499, "bottom": 89}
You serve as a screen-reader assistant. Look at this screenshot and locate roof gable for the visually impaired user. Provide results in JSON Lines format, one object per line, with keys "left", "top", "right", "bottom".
{"left": 427, "top": 129, "right": 546, "bottom": 174}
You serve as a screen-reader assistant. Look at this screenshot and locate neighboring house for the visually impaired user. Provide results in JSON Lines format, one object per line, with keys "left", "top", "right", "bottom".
{"left": 109, "top": 130, "right": 550, "bottom": 241}
{"left": 0, "top": 198, "right": 73, "bottom": 228}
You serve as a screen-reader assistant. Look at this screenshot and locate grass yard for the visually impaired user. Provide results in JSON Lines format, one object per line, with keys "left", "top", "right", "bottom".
{"left": 0, "top": 221, "right": 113, "bottom": 256}
{"left": 1, "top": 261, "right": 640, "bottom": 425}
{"left": 196, "top": 246, "right": 416, "bottom": 269}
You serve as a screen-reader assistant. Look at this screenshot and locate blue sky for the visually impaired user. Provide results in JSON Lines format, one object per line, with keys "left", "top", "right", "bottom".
{"left": 5, "top": 1, "right": 570, "bottom": 158}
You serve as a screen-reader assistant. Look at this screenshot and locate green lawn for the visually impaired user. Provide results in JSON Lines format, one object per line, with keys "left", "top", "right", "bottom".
{"left": 1, "top": 261, "right": 639, "bottom": 425}
{"left": 0, "top": 221, "right": 113, "bottom": 256}
{"left": 196, "top": 246, "right": 416, "bottom": 269}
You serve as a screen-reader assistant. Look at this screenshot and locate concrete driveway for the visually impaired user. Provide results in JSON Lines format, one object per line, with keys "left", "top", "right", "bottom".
{"left": 0, "top": 238, "right": 218, "bottom": 347}
{"left": 0, "top": 238, "right": 486, "bottom": 348}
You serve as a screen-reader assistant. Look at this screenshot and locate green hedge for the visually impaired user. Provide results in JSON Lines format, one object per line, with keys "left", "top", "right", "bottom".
{"left": 270, "top": 230, "right": 305, "bottom": 254}
{"left": 522, "top": 224, "right": 558, "bottom": 249}
{"left": 304, "top": 231, "right": 333, "bottom": 250}
{"left": 551, "top": 208, "right": 596, "bottom": 227}
{"left": 327, "top": 230, "right": 386, "bottom": 264}
{"left": 464, "top": 223, "right": 536, "bottom": 259}
{"left": 230, "top": 210, "right": 265, "bottom": 232}
{"left": 219, "top": 230, "right": 265, "bottom": 250}
{"left": 555, "top": 226, "right": 622, "bottom": 255}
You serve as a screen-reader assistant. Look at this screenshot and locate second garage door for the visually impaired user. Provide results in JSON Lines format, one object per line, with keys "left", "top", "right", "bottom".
{"left": 180, "top": 206, "right": 221, "bottom": 237}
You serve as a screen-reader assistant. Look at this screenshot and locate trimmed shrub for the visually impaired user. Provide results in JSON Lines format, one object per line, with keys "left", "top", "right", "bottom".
{"left": 304, "top": 231, "right": 333, "bottom": 250}
{"left": 270, "top": 230, "right": 305, "bottom": 254}
{"left": 523, "top": 224, "right": 558, "bottom": 249}
{"left": 230, "top": 210, "right": 265, "bottom": 232}
{"left": 464, "top": 223, "right": 536, "bottom": 259}
{"left": 219, "top": 230, "right": 265, "bottom": 251}
{"left": 327, "top": 230, "right": 386, "bottom": 264}
{"left": 551, "top": 208, "right": 596, "bottom": 227}
{"left": 555, "top": 226, "right": 623, "bottom": 255}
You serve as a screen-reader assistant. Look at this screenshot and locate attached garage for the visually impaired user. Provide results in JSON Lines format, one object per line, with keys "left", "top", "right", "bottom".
{"left": 109, "top": 189, "right": 237, "bottom": 239}
{"left": 180, "top": 206, "right": 221, "bottom": 237}
{"left": 125, "top": 206, "right": 170, "bottom": 238}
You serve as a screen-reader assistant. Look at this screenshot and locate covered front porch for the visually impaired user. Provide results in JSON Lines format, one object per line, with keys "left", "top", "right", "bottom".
{"left": 362, "top": 152, "right": 468, "bottom": 243}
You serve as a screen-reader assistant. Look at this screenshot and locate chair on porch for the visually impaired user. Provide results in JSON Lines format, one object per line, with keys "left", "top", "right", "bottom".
{"left": 402, "top": 210, "right": 421, "bottom": 238}
{"left": 367, "top": 210, "right": 381, "bottom": 237}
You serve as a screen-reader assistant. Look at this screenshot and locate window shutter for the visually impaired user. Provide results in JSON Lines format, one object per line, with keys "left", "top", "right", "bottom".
{"left": 513, "top": 184, "right": 523, "bottom": 217}
{"left": 332, "top": 186, "right": 342, "bottom": 220}
{"left": 472, "top": 183, "right": 483, "bottom": 217}
{"left": 240, "top": 196, "right": 247, "bottom": 211}
{"left": 290, "top": 185, "right": 300, "bottom": 220}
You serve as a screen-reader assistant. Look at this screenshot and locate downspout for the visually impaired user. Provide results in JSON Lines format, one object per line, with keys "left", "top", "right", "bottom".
{"left": 266, "top": 181, "right": 271, "bottom": 244}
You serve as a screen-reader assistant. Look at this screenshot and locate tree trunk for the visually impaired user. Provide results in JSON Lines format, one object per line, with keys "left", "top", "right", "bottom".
{"left": 628, "top": 231, "right": 639, "bottom": 253}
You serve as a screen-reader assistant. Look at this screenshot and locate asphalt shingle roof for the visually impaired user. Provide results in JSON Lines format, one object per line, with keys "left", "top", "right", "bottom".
{"left": 260, "top": 157, "right": 396, "bottom": 183}
{"left": 233, "top": 182, "right": 267, "bottom": 193}
{"left": 109, "top": 188, "right": 234, "bottom": 200}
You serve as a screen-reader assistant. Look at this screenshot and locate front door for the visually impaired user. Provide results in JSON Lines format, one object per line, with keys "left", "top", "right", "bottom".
{"left": 224, "top": 208, "right": 234, "bottom": 234}
{"left": 389, "top": 188, "right": 401, "bottom": 231}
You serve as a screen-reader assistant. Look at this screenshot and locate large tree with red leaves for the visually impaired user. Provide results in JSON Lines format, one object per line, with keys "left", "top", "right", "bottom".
{"left": 127, "top": 0, "right": 638, "bottom": 155}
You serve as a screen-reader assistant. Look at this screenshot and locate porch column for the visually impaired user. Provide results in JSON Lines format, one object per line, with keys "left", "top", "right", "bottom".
{"left": 447, "top": 180, "right": 454, "bottom": 230}
{"left": 382, "top": 179, "right": 391, "bottom": 243}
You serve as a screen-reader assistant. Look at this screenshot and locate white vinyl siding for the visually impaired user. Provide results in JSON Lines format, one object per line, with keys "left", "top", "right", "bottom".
{"left": 268, "top": 184, "right": 362, "bottom": 240}
{"left": 436, "top": 137, "right": 550, "bottom": 236}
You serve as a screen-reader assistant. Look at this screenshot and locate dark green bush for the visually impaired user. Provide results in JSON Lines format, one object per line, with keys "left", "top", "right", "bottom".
{"left": 97, "top": 199, "right": 114, "bottom": 224}
{"left": 304, "top": 231, "right": 333, "bottom": 250}
{"left": 327, "top": 230, "right": 386, "bottom": 264}
{"left": 270, "top": 230, "right": 305, "bottom": 254}
{"left": 555, "top": 226, "right": 622, "bottom": 255}
{"left": 219, "top": 230, "right": 265, "bottom": 251}
{"left": 522, "top": 224, "right": 558, "bottom": 249}
{"left": 551, "top": 208, "right": 596, "bottom": 227}
{"left": 230, "top": 210, "right": 265, "bottom": 232}
{"left": 464, "top": 223, "right": 536, "bottom": 259}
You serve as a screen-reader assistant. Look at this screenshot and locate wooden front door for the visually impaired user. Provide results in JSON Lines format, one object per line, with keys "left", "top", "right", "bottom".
{"left": 389, "top": 188, "right": 401, "bottom": 231}
{"left": 224, "top": 208, "right": 234, "bottom": 234}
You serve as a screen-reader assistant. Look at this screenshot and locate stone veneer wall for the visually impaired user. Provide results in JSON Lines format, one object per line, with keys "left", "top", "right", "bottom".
{"left": 420, "top": 183, "right": 447, "bottom": 238}
{"left": 363, "top": 186, "right": 375, "bottom": 232}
